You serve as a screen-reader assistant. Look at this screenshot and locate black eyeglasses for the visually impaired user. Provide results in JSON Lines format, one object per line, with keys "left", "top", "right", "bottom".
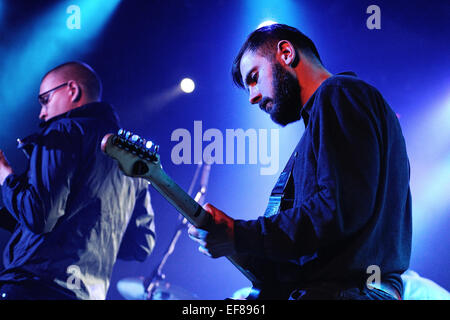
{"left": 38, "top": 82, "right": 68, "bottom": 106}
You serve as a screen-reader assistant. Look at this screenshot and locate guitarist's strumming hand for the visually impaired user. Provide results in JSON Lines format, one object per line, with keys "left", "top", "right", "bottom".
{"left": 188, "top": 203, "right": 236, "bottom": 258}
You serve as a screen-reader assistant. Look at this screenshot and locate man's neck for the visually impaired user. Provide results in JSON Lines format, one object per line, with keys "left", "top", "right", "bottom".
{"left": 296, "top": 62, "right": 332, "bottom": 105}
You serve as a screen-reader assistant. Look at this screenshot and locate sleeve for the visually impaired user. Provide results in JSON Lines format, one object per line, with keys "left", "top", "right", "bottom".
{"left": 1, "top": 124, "right": 79, "bottom": 234}
{"left": 234, "top": 83, "right": 381, "bottom": 261}
{"left": 0, "top": 206, "right": 17, "bottom": 233}
{"left": 117, "top": 182, "right": 156, "bottom": 261}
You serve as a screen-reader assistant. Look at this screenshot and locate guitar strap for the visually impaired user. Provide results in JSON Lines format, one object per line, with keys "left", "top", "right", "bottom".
{"left": 241, "top": 150, "right": 297, "bottom": 299}
{"left": 263, "top": 151, "right": 296, "bottom": 218}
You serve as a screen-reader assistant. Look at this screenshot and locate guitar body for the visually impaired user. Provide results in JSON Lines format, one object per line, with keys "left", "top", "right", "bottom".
{"left": 101, "top": 130, "right": 283, "bottom": 299}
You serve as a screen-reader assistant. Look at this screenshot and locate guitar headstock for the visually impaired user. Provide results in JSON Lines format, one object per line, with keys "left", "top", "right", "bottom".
{"left": 101, "top": 129, "right": 161, "bottom": 178}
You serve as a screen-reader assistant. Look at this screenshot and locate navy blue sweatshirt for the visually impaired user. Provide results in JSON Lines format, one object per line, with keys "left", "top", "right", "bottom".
{"left": 234, "top": 73, "right": 412, "bottom": 297}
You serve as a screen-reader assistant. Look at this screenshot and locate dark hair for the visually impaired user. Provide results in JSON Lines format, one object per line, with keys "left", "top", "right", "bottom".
{"left": 232, "top": 24, "right": 322, "bottom": 89}
{"left": 42, "top": 61, "right": 103, "bottom": 100}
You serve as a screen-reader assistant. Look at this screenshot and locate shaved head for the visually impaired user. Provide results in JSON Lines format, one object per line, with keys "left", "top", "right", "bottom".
{"left": 42, "top": 61, "right": 102, "bottom": 101}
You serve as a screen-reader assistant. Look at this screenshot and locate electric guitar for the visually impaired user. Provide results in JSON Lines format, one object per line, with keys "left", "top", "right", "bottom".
{"left": 101, "top": 129, "right": 275, "bottom": 299}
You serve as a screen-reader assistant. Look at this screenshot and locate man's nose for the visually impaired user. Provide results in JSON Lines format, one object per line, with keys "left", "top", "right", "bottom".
{"left": 249, "top": 86, "right": 262, "bottom": 105}
{"left": 39, "top": 107, "right": 47, "bottom": 120}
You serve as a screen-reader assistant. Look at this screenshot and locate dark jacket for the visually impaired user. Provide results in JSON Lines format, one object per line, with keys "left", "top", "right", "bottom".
{"left": 0, "top": 102, "right": 156, "bottom": 299}
{"left": 234, "top": 73, "right": 412, "bottom": 297}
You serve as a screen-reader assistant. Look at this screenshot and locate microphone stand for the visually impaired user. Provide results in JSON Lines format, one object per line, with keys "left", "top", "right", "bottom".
{"left": 143, "top": 163, "right": 211, "bottom": 300}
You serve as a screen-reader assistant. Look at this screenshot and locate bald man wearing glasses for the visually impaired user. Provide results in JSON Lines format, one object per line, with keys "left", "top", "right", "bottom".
{"left": 0, "top": 62, "right": 156, "bottom": 300}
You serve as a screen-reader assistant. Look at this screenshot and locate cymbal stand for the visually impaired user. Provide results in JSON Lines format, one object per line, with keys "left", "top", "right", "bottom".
{"left": 144, "top": 163, "right": 211, "bottom": 300}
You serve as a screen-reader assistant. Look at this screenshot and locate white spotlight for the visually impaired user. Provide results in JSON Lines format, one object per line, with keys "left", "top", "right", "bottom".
{"left": 180, "top": 78, "right": 195, "bottom": 93}
{"left": 257, "top": 20, "right": 277, "bottom": 29}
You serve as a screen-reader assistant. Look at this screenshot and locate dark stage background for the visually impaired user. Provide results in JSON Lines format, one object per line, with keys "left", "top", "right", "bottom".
{"left": 0, "top": 0, "right": 449, "bottom": 300}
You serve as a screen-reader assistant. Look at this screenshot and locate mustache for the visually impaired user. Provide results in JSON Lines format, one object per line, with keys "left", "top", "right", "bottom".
{"left": 259, "top": 97, "right": 273, "bottom": 112}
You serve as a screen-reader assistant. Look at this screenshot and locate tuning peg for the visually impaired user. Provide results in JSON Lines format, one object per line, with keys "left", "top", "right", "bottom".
{"left": 115, "top": 129, "right": 159, "bottom": 159}
{"left": 131, "top": 134, "right": 141, "bottom": 144}
{"left": 145, "top": 140, "right": 153, "bottom": 149}
{"left": 118, "top": 128, "right": 132, "bottom": 139}
{"left": 146, "top": 141, "right": 159, "bottom": 153}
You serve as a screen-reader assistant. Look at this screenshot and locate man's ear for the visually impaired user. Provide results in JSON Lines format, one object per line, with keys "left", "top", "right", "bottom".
{"left": 68, "top": 80, "right": 81, "bottom": 102}
{"left": 277, "top": 40, "right": 299, "bottom": 68}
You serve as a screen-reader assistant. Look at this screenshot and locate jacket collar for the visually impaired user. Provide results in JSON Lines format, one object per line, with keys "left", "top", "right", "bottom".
{"left": 300, "top": 71, "right": 357, "bottom": 127}
{"left": 18, "top": 102, "right": 119, "bottom": 159}
{"left": 39, "top": 102, "right": 119, "bottom": 129}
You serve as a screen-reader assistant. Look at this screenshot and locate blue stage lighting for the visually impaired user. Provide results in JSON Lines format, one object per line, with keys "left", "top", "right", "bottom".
{"left": 180, "top": 78, "right": 195, "bottom": 93}
{"left": 0, "top": 0, "right": 121, "bottom": 134}
{"left": 257, "top": 20, "right": 278, "bottom": 29}
{"left": 244, "top": 0, "right": 301, "bottom": 32}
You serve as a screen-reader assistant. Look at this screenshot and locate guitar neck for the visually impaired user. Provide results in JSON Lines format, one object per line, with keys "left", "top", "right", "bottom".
{"left": 101, "top": 132, "right": 260, "bottom": 288}
{"left": 143, "top": 167, "right": 212, "bottom": 229}
{"left": 144, "top": 167, "right": 259, "bottom": 284}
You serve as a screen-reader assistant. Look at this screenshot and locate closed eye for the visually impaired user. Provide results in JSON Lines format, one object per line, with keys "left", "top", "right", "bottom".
{"left": 244, "top": 68, "right": 259, "bottom": 89}
{"left": 251, "top": 72, "right": 258, "bottom": 85}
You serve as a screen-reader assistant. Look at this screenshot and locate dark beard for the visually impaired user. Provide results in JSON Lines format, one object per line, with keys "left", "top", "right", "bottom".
{"left": 265, "top": 63, "right": 302, "bottom": 126}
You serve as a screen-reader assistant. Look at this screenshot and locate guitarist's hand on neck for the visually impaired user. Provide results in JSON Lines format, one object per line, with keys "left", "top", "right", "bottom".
{"left": 188, "top": 203, "right": 236, "bottom": 258}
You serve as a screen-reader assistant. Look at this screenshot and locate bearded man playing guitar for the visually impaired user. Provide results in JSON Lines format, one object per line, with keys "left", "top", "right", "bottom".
{"left": 188, "top": 24, "right": 412, "bottom": 300}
